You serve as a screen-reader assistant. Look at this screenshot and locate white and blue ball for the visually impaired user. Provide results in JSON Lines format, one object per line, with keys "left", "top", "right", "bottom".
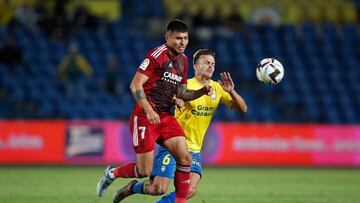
{"left": 256, "top": 58, "right": 284, "bottom": 85}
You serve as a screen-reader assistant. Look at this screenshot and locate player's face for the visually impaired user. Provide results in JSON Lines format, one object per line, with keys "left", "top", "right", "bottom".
{"left": 165, "top": 31, "right": 189, "bottom": 55}
{"left": 195, "top": 55, "right": 215, "bottom": 79}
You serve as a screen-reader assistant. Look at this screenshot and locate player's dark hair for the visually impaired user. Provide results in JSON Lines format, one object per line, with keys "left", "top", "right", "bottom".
{"left": 166, "top": 19, "right": 189, "bottom": 33}
{"left": 193, "top": 49, "right": 216, "bottom": 64}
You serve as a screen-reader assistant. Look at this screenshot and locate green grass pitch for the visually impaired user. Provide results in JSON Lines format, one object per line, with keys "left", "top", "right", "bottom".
{"left": 0, "top": 166, "right": 359, "bottom": 203}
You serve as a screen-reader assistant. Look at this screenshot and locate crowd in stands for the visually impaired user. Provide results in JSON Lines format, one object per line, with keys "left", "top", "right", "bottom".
{"left": 0, "top": 36, "right": 23, "bottom": 66}
{"left": 0, "top": 0, "right": 103, "bottom": 41}
{"left": 0, "top": 0, "right": 113, "bottom": 117}
{"left": 0, "top": 0, "right": 359, "bottom": 123}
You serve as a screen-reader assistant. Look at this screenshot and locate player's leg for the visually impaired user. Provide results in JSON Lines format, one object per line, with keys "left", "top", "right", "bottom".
{"left": 156, "top": 173, "right": 201, "bottom": 203}
{"left": 187, "top": 172, "right": 201, "bottom": 198}
{"left": 113, "top": 146, "right": 175, "bottom": 201}
{"left": 161, "top": 136, "right": 192, "bottom": 203}
{"left": 97, "top": 151, "right": 153, "bottom": 197}
{"left": 144, "top": 176, "right": 171, "bottom": 195}
{"left": 157, "top": 151, "right": 202, "bottom": 203}
{"left": 186, "top": 151, "right": 202, "bottom": 199}
{"left": 143, "top": 146, "right": 175, "bottom": 195}
{"left": 97, "top": 114, "right": 157, "bottom": 197}
{"left": 111, "top": 151, "right": 156, "bottom": 202}
{"left": 96, "top": 162, "right": 140, "bottom": 197}
{"left": 113, "top": 173, "right": 173, "bottom": 203}
{"left": 121, "top": 146, "right": 176, "bottom": 195}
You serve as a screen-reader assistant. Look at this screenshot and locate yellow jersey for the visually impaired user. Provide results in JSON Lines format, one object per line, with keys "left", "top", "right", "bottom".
{"left": 175, "top": 78, "right": 236, "bottom": 152}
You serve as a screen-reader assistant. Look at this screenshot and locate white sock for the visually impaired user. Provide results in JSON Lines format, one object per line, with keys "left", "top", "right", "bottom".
{"left": 108, "top": 168, "right": 116, "bottom": 179}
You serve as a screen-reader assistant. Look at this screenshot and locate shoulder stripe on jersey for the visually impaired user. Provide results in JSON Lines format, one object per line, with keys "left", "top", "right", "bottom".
{"left": 153, "top": 47, "right": 167, "bottom": 58}
{"left": 152, "top": 45, "right": 166, "bottom": 58}
{"left": 152, "top": 46, "right": 167, "bottom": 58}
{"left": 151, "top": 45, "right": 166, "bottom": 58}
{"left": 132, "top": 116, "right": 138, "bottom": 147}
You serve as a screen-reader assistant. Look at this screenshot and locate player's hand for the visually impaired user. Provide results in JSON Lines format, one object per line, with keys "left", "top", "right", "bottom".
{"left": 207, "top": 85, "right": 214, "bottom": 96}
{"left": 219, "top": 72, "right": 234, "bottom": 93}
{"left": 146, "top": 109, "right": 160, "bottom": 124}
{"left": 174, "top": 98, "right": 184, "bottom": 112}
{"left": 201, "top": 84, "right": 213, "bottom": 96}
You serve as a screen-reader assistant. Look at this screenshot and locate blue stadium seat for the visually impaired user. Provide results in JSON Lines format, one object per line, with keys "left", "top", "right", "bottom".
{"left": 1, "top": 8, "right": 359, "bottom": 123}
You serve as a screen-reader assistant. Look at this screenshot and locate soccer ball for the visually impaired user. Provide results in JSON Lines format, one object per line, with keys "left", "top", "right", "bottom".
{"left": 256, "top": 58, "right": 284, "bottom": 85}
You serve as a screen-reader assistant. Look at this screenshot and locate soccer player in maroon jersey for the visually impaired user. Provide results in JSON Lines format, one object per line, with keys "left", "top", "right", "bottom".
{"left": 96, "top": 19, "right": 212, "bottom": 203}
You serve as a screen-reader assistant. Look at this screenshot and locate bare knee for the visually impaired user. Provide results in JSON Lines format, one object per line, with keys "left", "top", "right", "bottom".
{"left": 188, "top": 187, "right": 197, "bottom": 199}
{"left": 147, "top": 182, "right": 169, "bottom": 195}
{"left": 177, "top": 153, "right": 192, "bottom": 166}
{"left": 136, "top": 167, "right": 151, "bottom": 178}
{"left": 153, "top": 183, "right": 168, "bottom": 195}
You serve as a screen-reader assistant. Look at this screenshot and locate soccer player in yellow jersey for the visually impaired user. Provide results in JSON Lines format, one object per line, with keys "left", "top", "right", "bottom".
{"left": 112, "top": 49, "right": 247, "bottom": 203}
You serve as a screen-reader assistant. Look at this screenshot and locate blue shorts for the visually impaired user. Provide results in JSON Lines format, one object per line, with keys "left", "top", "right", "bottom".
{"left": 151, "top": 146, "right": 202, "bottom": 179}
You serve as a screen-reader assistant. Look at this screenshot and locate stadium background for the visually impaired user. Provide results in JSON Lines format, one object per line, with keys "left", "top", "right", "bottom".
{"left": 1, "top": 0, "right": 360, "bottom": 202}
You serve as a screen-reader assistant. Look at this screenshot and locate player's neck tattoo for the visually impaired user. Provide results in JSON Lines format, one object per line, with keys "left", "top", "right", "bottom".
{"left": 132, "top": 89, "right": 146, "bottom": 101}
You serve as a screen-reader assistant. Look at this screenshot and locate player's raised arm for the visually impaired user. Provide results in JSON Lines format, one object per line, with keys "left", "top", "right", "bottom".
{"left": 130, "top": 72, "right": 160, "bottom": 124}
{"left": 176, "top": 84, "right": 213, "bottom": 101}
{"left": 219, "top": 72, "right": 247, "bottom": 113}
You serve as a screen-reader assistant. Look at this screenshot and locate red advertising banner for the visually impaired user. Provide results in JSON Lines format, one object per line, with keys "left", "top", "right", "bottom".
{"left": 313, "top": 125, "right": 360, "bottom": 166}
{"left": 1, "top": 120, "right": 359, "bottom": 166}
{"left": 203, "top": 123, "right": 360, "bottom": 166}
{"left": 0, "top": 120, "right": 65, "bottom": 164}
{"left": 63, "top": 120, "right": 135, "bottom": 164}
{"left": 0, "top": 120, "right": 135, "bottom": 165}
{"left": 213, "top": 123, "right": 315, "bottom": 165}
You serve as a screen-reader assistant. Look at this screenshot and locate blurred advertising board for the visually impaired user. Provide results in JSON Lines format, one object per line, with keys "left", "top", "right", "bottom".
{"left": 1, "top": 121, "right": 360, "bottom": 166}
{"left": 63, "top": 120, "right": 135, "bottom": 164}
{"left": 0, "top": 121, "right": 66, "bottom": 164}
{"left": 202, "top": 123, "right": 360, "bottom": 166}
{"left": 102, "top": 121, "right": 135, "bottom": 163}
{"left": 0, "top": 120, "right": 135, "bottom": 165}
{"left": 64, "top": 120, "right": 106, "bottom": 164}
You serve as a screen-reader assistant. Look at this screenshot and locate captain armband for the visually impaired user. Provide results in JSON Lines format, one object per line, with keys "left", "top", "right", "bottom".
{"left": 132, "top": 89, "right": 146, "bottom": 101}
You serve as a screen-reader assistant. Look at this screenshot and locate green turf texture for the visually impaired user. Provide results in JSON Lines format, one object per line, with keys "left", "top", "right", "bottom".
{"left": 0, "top": 166, "right": 359, "bottom": 203}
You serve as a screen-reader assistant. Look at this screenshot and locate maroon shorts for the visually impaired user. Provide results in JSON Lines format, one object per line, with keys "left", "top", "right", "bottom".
{"left": 129, "top": 112, "right": 185, "bottom": 154}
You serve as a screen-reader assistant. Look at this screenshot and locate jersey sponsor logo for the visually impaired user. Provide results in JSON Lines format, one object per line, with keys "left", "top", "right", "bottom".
{"left": 191, "top": 105, "right": 215, "bottom": 117}
{"left": 197, "top": 105, "right": 215, "bottom": 111}
{"left": 162, "top": 71, "right": 183, "bottom": 84}
{"left": 139, "top": 58, "right": 150, "bottom": 70}
{"left": 191, "top": 110, "right": 213, "bottom": 117}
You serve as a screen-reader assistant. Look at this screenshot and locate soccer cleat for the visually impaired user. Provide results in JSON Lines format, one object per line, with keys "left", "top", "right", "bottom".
{"left": 112, "top": 180, "right": 138, "bottom": 203}
{"left": 96, "top": 165, "right": 115, "bottom": 197}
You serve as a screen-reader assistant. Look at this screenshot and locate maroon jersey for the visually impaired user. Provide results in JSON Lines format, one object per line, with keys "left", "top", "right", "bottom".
{"left": 134, "top": 44, "right": 188, "bottom": 114}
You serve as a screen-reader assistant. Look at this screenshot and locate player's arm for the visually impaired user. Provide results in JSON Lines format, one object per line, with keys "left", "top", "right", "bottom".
{"left": 174, "top": 98, "right": 185, "bottom": 112}
{"left": 130, "top": 72, "right": 160, "bottom": 124}
{"left": 176, "top": 84, "right": 212, "bottom": 101}
{"left": 219, "top": 72, "right": 247, "bottom": 113}
{"left": 228, "top": 89, "right": 247, "bottom": 113}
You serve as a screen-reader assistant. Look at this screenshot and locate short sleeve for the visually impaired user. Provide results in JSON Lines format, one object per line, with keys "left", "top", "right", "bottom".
{"left": 218, "top": 83, "right": 236, "bottom": 108}
{"left": 137, "top": 56, "right": 159, "bottom": 77}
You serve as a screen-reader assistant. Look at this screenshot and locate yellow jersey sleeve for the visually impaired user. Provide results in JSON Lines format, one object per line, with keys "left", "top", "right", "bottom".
{"left": 219, "top": 87, "right": 236, "bottom": 109}
{"left": 175, "top": 78, "right": 234, "bottom": 152}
